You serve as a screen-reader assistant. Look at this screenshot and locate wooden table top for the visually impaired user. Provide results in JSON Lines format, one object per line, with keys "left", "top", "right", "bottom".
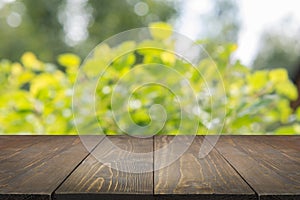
{"left": 0, "top": 135, "right": 299, "bottom": 200}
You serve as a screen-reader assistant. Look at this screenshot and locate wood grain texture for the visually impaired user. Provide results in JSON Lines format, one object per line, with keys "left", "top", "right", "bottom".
{"left": 211, "top": 136, "right": 300, "bottom": 200}
{"left": 0, "top": 136, "right": 100, "bottom": 200}
{"left": 154, "top": 136, "right": 256, "bottom": 199}
{"left": 0, "top": 136, "right": 45, "bottom": 159}
{"left": 254, "top": 136, "right": 300, "bottom": 154}
{"left": 1, "top": 135, "right": 300, "bottom": 200}
{"left": 55, "top": 136, "right": 154, "bottom": 200}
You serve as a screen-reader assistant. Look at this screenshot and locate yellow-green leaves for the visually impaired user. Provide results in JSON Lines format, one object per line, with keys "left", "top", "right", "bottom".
{"left": 161, "top": 51, "right": 176, "bottom": 65}
{"left": 58, "top": 53, "right": 81, "bottom": 68}
{"left": 137, "top": 40, "right": 164, "bottom": 56}
{"left": 21, "top": 52, "right": 44, "bottom": 71}
{"left": 58, "top": 53, "right": 81, "bottom": 84}
{"left": 296, "top": 107, "right": 300, "bottom": 121}
{"left": 0, "top": 22, "right": 300, "bottom": 135}
{"left": 277, "top": 99, "right": 292, "bottom": 123}
{"left": 113, "top": 53, "right": 136, "bottom": 71}
{"left": 0, "top": 91, "right": 34, "bottom": 111}
{"left": 275, "top": 81, "right": 298, "bottom": 100}
{"left": 269, "top": 68, "right": 298, "bottom": 100}
{"left": 269, "top": 68, "right": 288, "bottom": 83}
{"left": 94, "top": 44, "right": 112, "bottom": 62}
{"left": 246, "top": 68, "right": 297, "bottom": 101}
{"left": 247, "top": 70, "right": 268, "bottom": 92}
{"left": 11, "top": 63, "right": 23, "bottom": 76}
{"left": 0, "top": 52, "right": 76, "bottom": 134}
{"left": 15, "top": 72, "right": 35, "bottom": 87}
{"left": 275, "top": 124, "right": 300, "bottom": 134}
{"left": 149, "top": 22, "right": 173, "bottom": 40}
{"left": 115, "top": 41, "right": 136, "bottom": 55}
{"left": 30, "top": 73, "right": 60, "bottom": 97}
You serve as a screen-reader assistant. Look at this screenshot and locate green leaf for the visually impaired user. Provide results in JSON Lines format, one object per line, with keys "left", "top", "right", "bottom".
{"left": 277, "top": 99, "right": 292, "bottom": 123}
{"left": 115, "top": 41, "right": 136, "bottom": 55}
{"left": 57, "top": 53, "right": 81, "bottom": 68}
{"left": 30, "top": 73, "right": 61, "bottom": 98}
{"left": 149, "top": 22, "right": 173, "bottom": 40}
{"left": 275, "top": 125, "right": 300, "bottom": 135}
{"left": 137, "top": 40, "right": 165, "bottom": 56}
{"left": 21, "top": 52, "right": 44, "bottom": 71}
{"left": 161, "top": 52, "right": 176, "bottom": 65}
{"left": 246, "top": 70, "right": 268, "bottom": 92}
{"left": 275, "top": 80, "right": 298, "bottom": 100}
{"left": 269, "top": 68, "right": 288, "bottom": 84}
{"left": 296, "top": 107, "right": 300, "bottom": 121}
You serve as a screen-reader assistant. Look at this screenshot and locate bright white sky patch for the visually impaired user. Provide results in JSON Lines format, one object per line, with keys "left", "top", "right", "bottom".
{"left": 58, "top": 0, "right": 92, "bottom": 46}
{"left": 235, "top": 0, "right": 300, "bottom": 66}
{"left": 177, "top": 0, "right": 300, "bottom": 66}
{"left": 175, "top": 0, "right": 210, "bottom": 40}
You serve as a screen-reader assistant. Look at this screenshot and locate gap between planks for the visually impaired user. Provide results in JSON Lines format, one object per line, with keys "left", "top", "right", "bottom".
{"left": 204, "top": 136, "right": 260, "bottom": 199}
{"left": 54, "top": 136, "right": 257, "bottom": 200}
{"left": 50, "top": 135, "right": 106, "bottom": 200}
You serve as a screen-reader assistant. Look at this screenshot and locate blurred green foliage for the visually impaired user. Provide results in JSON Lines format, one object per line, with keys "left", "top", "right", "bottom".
{"left": 253, "top": 26, "right": 300, "bottom": 79}
{"left": 0, "top": 0, "right": 177, "bottom": 62}
{"left": 201, "top": 0, "right": 240, "bottom": 43}
{"left": 0, "top": 22, "right": 299, "bottom": 135}
{"left": 0, "top": 52, "right": 78, "bottom": 134}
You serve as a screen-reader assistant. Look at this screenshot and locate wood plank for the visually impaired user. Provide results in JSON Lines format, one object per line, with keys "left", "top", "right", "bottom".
{"left": 55, "top": 136, "right": 154, "bottom": 200}
{"left": 254, "top": 135, "right": 300, "bottom": 152}
{"left": 211, "top": 136, "right": 300, "bottom": 200}
{"left": 0, "top": 136, "right": 45, "bottom": 158}
{"left": 254, "top": 136, "right": 300, "bottom": 166}
{"left": 0, "top": 136, "right": 100, "bottom": 200}
{"left": 154, "top": 136, "right": 256, "bottom": 199}
{"left": 0, "top": 136, "right": 40, "bottom": 148}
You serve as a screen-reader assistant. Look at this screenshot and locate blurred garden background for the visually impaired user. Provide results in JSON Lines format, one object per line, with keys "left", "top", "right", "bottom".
{"left": 0, "top": 0, "right": 300, "bottom": 135}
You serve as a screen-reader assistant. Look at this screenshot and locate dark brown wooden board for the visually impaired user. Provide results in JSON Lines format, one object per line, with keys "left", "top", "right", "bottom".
{"left": 1, "top": 135, "right": 300, "bottom": 200}
{"left": 211, "top": 136, "right": 300, "bottom": 200}
{"left": 154, "top": 136, "right": 256, "bottom": 199}
{"left": 0, "top": 136, "right": 100, "bottom": 200}
{"left": 0, "top": 136, "right": 46, "bottom": 159}
{"left": 254, "top": 136, "right": 300, "bottom": 153}
{"left": 55, "top": 136, "right": 154, "bottom": 200}
{"left": 0, "top": 135, "right": 41, "bottom": 151}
